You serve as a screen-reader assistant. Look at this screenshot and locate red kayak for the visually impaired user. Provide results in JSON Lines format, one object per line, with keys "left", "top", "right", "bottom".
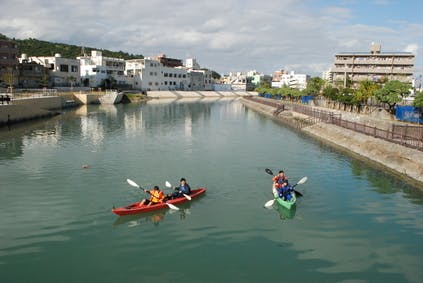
{"left": 112, "top": 188, "right": 207, "bottom": 216}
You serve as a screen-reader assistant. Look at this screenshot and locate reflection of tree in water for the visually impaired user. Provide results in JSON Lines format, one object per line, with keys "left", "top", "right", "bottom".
{"left": 350, "top": 159, "right": 423, "bottom": 205}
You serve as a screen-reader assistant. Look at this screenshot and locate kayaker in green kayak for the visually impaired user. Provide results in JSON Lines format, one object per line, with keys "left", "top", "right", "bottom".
{"left": 272, "top": 170, "right": 293, "bottom": 201}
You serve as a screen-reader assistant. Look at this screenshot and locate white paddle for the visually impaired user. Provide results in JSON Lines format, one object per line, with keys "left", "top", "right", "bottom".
{"left": 126, "top": 179, "right": 179, "bottom": 210}
{"left": 165, "top": 181, "right": 192, "bottom": 200}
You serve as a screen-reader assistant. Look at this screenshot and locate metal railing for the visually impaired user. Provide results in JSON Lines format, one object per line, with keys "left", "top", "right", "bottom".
{"left": 245, "top": 96, "right": 423, "bottom": 151}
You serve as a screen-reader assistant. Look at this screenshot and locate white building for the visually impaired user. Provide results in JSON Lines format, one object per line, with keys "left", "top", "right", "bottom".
{"left": 24, "top": 54, "right": 80, "bottom": 87}
{"left": 78, "top": 50, "right": 129, "bottom": 88}
{"left": 222, "top": 72, "right": 254, "bottom": 91}
{"left": 271, "top": 70, "right": 309, "bottom": 90}
{"left": 322, "top": 69, "right": 333, "bottom": 83}
{"left": 125, "top": 58, "right": 189, "bottom": 91}
{"left": 187, "top": 69, "right": 213, "bottom": 90}
{"left": 186, "top": 58, "right": 201, "bottom": 70}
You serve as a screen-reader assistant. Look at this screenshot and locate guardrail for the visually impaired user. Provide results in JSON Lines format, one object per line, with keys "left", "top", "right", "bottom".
{"left": 245, "top": 96, "right": 423, "bottom": 151}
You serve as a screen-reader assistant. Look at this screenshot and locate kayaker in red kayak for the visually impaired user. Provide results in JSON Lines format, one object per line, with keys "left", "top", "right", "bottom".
{"left": 139, "top": 186, "right": 165, "bottom": 207}
{"left": 166, "top": 178, "right": 191, "bottom": 200}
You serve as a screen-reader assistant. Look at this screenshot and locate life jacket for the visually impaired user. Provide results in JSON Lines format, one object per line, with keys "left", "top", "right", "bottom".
{"left": 150, "top": 190, "right": 164, "bottom": 203}
{"left": 273, "top": 176, "right": 288, "bottom": 188}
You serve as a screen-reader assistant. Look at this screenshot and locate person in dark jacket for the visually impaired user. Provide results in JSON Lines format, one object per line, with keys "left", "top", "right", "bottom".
{"left": 167, "top": 178, "right": 191, "bottom": 199}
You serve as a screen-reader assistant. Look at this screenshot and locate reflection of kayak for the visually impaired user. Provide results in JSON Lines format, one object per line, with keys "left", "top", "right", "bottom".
{"left": 112, "top": 188, "right": 206, "bottom": 216}
{"left": 272, "top": 187, "right": 296, "bottom": 210}
{"left": 112, "top": 210, "right": 167, "bottom": 227}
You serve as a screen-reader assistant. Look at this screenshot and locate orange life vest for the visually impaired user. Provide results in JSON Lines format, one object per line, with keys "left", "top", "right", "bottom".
{"left": 150, "top": 190, "right": 164, "bottom": 203}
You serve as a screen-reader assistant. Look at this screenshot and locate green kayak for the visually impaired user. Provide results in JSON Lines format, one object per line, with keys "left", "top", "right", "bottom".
{"left": 273, "top": 187, "right": 297, "bottom": 210}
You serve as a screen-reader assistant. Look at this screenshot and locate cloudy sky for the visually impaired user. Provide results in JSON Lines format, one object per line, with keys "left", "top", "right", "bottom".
{"left": 1, "top": 0, "right": 422, "bottom": 78}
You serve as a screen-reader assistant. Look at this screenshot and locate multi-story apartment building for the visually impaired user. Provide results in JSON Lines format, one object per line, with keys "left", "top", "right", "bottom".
{"left": 126, "top": 58, "right": 189, "bottom": 91}
{"left": 78, "top": 50, "right": 128, "bottom": 88}
{"left": 331, "top": 43, "right": 414, "bottom": 87}
{"left": 271, "top": 70, "right": 309, "bottom": 90}
{"left": 26, "top": 54, "right": 80, "bottom": 87}
{"left": 0, "top": 39, "right": 19, "bottom": 87}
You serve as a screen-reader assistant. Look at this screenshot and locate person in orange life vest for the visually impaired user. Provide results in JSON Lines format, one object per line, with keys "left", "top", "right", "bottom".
{"left": 272, "top": 170, "right": 292, "bottom": 200}
{"left": 139, "top": 186, "right": 165, "bottom": 207}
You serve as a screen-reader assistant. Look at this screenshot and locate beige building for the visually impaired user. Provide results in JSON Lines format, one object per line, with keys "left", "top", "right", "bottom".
{"left": 331, "top": 43, "right": 414, "bottom": 87}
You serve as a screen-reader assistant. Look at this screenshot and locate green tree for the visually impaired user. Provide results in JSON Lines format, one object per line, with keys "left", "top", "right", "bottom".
{"left": 322, "top": 85, "right": 340, "bottom": 100}
{"left": 211, "top": 70, "right": 221, "bottom": 80}
{"left": 67, "top": 75, "right": 77, "bottom": 90}
{"left": 39, "top": 73, "right": 49, "bottom": 88}
{"left": 375, "top": 80, "right": 411, "bottom": 113}
{"left": 303, "top": 77, "right": 324, "bottom": 96}
{"left": 352, "top": 80, "right": 380, "bottom": 107}
{"left": 412, "top": 91, "right": 423, "bottom": 108}
{"left": 1, "top": 67, "right": 17, "bottom": 92}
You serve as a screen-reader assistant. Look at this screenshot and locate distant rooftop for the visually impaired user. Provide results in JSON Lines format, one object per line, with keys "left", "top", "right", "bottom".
{"left": 336, "top": 43, "right": 414, "bottom": 56}
{"left": 337, "top": 51, "right": 413, "bottom": 55}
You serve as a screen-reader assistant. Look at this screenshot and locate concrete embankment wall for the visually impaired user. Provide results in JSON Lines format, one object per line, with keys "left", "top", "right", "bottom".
{"left": 0, "top": 96, "right": 62, "bottom": 125}
{"left": 147, "top": 91, "right": 256, "bottom": 98}
{"left": 240, "top": 98, "right": 423, "bottom": 187}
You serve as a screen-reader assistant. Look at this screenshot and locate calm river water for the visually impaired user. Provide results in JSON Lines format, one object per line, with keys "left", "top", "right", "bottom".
{"left": 0, "top": 98, "right": 422, "bottom": 283}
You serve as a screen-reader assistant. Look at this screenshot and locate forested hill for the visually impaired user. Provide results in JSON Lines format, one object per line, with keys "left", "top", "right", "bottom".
{"left": 0, "top": 33, "right": 143, "bottom": 60}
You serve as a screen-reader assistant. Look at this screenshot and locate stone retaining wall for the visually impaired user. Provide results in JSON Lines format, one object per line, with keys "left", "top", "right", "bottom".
{"left": 0, "top": 96, "right": 61, "bottom": 125}
{"left": 240, "top": 98, "right": 423, "bottom": 188}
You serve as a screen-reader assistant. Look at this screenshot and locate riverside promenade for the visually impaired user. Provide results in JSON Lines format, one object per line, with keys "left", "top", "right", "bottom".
{"left": 240, "top": 96, "right": 423, "bottom": 187}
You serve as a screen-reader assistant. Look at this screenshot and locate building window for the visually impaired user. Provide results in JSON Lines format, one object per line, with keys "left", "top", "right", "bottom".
{"left": 60, "top": 64, "right": 69, "bottom": 72}
{"left": 164, "top": 73, "right": 168, "bottom": 77}
{"left": 148, "top": 82, "right": 152, "bottom": 86}
{"left": 155, "top": 82, "right": 158, "bottom": 86}
{"left": 71, "top": 65, "right": 78, "bottom": 72}
{"left": 164, "top": 81, "right": 168, "bottom": 85}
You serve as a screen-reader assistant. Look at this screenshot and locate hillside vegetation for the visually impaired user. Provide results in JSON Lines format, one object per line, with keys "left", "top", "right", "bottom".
{"left": 0, "top": 33, "right": 143, "bottom": 60}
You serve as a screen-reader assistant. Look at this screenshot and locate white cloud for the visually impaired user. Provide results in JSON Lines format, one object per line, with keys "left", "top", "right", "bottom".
{"left": 0, "top": 0, "right": 422, "bottom": 77}
{"left": 404, "top": 44, "right": 418, "bottom": 55}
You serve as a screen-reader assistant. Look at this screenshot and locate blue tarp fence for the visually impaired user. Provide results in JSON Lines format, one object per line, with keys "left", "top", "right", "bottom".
{"left": 301, "top": 95, "right": 313, "bottom": 104}
{"left": 395, "top": 105, "right": 423, "bottom": 124}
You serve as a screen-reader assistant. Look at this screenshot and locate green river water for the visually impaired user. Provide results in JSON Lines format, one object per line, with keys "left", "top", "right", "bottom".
{"left": 0, "top": 98, "right": 422, "bottom": 283}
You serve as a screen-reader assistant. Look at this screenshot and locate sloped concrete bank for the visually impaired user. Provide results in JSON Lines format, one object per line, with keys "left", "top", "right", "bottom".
{"left": 240, "top": 98, "right": 423, "bottom": 188}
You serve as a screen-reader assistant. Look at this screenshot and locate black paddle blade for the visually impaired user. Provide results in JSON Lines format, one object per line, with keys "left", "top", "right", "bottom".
{"left": 294, "top": 189, "right": 303, "bottom": 197}
{"left": 265, "top": 168, "right": 273, "bottom": 175}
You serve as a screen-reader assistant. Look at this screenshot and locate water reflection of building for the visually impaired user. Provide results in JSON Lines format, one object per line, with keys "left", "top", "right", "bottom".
{"left": 80, "top": 115, "right": 104, "bottom": 146}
